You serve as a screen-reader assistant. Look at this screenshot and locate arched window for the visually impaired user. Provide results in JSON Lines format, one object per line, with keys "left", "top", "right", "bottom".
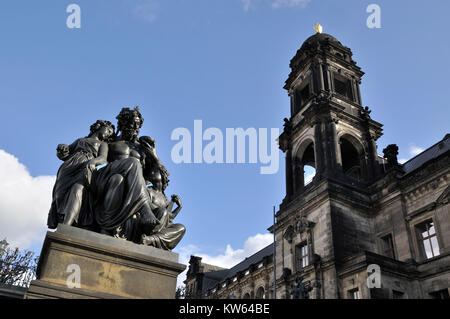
{"left": 255, "top": 287, "right": 265, "bottom": 299}
{"left": 302, "top": 143, "right": 316, "bottom": 185}
{"left": 242, "top": 293, "right": 251, "bottom": 299}
{"left": 339, "top": 136, "right": 365, "bottom": 181}
{"left": 294, "top": 141, "right": 316, "bottom": 190}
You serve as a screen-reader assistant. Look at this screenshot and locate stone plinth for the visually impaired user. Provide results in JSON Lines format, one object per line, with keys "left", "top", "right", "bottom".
{"left": 26, "top": 224, "right": 186, "bottom": 299}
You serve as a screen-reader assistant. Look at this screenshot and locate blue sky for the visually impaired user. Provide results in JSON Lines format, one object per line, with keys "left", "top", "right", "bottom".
{"left": 0, "top": 0, "right": 449, "bottom": 275}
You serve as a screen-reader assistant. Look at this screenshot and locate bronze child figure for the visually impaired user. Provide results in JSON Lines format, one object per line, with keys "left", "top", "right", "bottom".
{"left": 141, "top": 166, "right": 186, "bottom": 250}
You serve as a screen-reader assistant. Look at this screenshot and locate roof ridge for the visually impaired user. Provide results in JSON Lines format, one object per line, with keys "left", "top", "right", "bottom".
{"left": 225, "top": 243, "right": 273, "bottom": 272}
{"left": 402, "top": 133, "right": 449, "bottom": 166}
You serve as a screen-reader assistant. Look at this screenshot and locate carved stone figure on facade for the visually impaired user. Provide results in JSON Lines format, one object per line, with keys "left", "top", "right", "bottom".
{"left": 290, "top": 275, "right": 312, "bottom": 299}
{"left": 294, "top": 215, "right": 315, "bottom": 233}
{"left": 312, "top": 90, "right": 332, "bottom": 106}
{"left": 383, "top": 144, "right": 400, "bottom": 167}
{"left": 283, "top": 118, "right": 292, "bottom": 135}
{"left": 48, "top": 120, "right": 115, "bottom": 229}
{"left": 360, "top": 106, "right": 372, "bottom": 121}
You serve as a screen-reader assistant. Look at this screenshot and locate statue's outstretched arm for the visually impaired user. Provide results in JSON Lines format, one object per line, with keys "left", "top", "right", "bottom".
{"left": 57, "top": 138, "right": 83, "bottom": 161}
{"left": 170, "top": 195, "right": 182, "bottom": 221}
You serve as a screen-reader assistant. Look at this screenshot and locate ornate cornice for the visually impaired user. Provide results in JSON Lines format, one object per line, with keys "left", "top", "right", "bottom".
{"left": 283, "top": 215, "right": 315, "bottom": 243}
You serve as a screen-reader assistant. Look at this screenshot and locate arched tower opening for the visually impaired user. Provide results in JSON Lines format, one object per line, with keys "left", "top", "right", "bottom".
{"left": 339, "top": 136, "right": 366, "bottom": 181}
{"left": 294, "top": 141, "right": 317, "bottom": 191}
{"left": 302, "top": 142, "right": 316, "bottom": 186}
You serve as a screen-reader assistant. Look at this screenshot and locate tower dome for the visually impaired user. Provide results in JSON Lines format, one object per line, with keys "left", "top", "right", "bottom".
{"left": 300, "top": 32, "right": 343, "bottom": 50}
{"left": 284, "top": 30, "right": 361, "bottom": 91}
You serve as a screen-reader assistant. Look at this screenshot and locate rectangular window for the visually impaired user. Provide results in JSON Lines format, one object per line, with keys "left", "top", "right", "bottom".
{"left": 349, "top": 288, "right": 361, "bottom": 299}
{"left": 299, "top": 84, "right": 310, "bottom": 104}
{"left": 429, "top": 289, "right": 449, "bottom": 299}
{"left": 295, "top": 83, "right": 310, "bottom": 112}
{"left": 295, "top": 242, "right": 309, "bottom": 271}
{"left": 416, "top": 220, "right": 440, "bottom": 259}
{"left": 333, "top": 73, "right": 354, "bottom": 101}
{"left": 381, "top": 234, "right": 395, "bottom": 259}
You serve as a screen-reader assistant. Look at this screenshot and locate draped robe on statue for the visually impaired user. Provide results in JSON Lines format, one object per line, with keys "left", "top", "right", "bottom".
{"left": 91, "top": 156, "right": 151, "bottom": 233}
{"left": 48, "top": 138, "right": 99, "bottom": 229}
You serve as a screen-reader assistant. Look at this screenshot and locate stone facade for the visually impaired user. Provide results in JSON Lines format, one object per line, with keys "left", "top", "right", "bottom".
{"left": 185, "top": 245, "right": 275, "bottom": 299}
{"left": 184, "top": 31, "right": 450, "bottom": 299}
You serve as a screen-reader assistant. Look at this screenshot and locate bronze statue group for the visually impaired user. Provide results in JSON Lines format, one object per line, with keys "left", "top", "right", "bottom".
{"left": 47, "top": 107, "right": 185, "bottom": 251}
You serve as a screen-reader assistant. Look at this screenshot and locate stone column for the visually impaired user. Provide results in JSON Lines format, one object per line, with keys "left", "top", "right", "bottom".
{"left": 318, "top": 63, "right": 325, "bottom": 91}
{"left": 357, "top": 80, "right": 362, "bottom": 105}
{"left": 293, "top": 159, "right": 304, "bottom": 193}
{"left": 327, "top": 117, "right": 341, "bottom": 175}
{"left": 285, "top": 147, "right": 294, "bottom": 198}
{"left": 313, "top": 119, "right": 325, "bottom": 179}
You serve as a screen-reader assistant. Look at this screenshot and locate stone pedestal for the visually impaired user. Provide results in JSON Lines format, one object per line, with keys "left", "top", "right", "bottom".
{"left": 26, "top": 225, "right": 186, "bottom": 299}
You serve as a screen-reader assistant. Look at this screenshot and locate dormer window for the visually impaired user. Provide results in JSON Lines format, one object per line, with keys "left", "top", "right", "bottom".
{"left": 333, "top": 73, "right": 354, "bottom": 101}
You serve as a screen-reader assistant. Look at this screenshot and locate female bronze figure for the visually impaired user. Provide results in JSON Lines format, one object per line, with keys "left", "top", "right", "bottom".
{"left": 47, "top": 120, "right": 115, "bottom": 229}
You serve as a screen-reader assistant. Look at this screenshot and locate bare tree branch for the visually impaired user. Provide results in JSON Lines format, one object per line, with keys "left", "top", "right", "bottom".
{"left": 0, "top": 239, "right": 38, "bottom": 288}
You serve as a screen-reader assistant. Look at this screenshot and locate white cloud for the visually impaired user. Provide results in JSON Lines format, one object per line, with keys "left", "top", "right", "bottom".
{"left": 175, "top": 233, "right": 273, "bottom": 287}
{"left": 409, "top": 145, "right": 424, "bottom": 157}
{"left": 396, "top": 144, "right": 424, "bottom": 164}
{"left": 240, "top": 0, "right": 254, "bottom": 11}
{"left": 0, "top": 150, "right": 55, "bottom": 250}
{"left": 272, "top": 0, "right": 310, "bottom": 9}
{"left": 239, "top": 0, "right": 310, "bottom": 11}
{"left": 132, "top": 0, "right": 159, "bottom": 23}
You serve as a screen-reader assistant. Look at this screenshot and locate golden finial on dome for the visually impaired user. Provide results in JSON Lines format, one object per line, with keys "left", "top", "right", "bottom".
{"left": 314, "top": 23, "right": 323, "bottom": 34}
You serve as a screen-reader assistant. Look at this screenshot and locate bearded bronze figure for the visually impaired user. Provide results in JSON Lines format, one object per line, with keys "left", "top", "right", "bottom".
{"left": 48, "top": 107, "right": 185, "bottom": 251}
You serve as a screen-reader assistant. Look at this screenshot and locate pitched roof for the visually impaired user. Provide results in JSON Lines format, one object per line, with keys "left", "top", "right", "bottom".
{"left": 402, "top": 134, "right": 450, "bottom": 175}
{"left": 201, "top": 244, "right": 274, "bottom": 293}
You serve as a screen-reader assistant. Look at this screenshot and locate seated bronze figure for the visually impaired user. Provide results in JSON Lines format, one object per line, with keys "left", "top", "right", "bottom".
{"left": 47, "top": 107, "right": 185, "bottom": 251}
